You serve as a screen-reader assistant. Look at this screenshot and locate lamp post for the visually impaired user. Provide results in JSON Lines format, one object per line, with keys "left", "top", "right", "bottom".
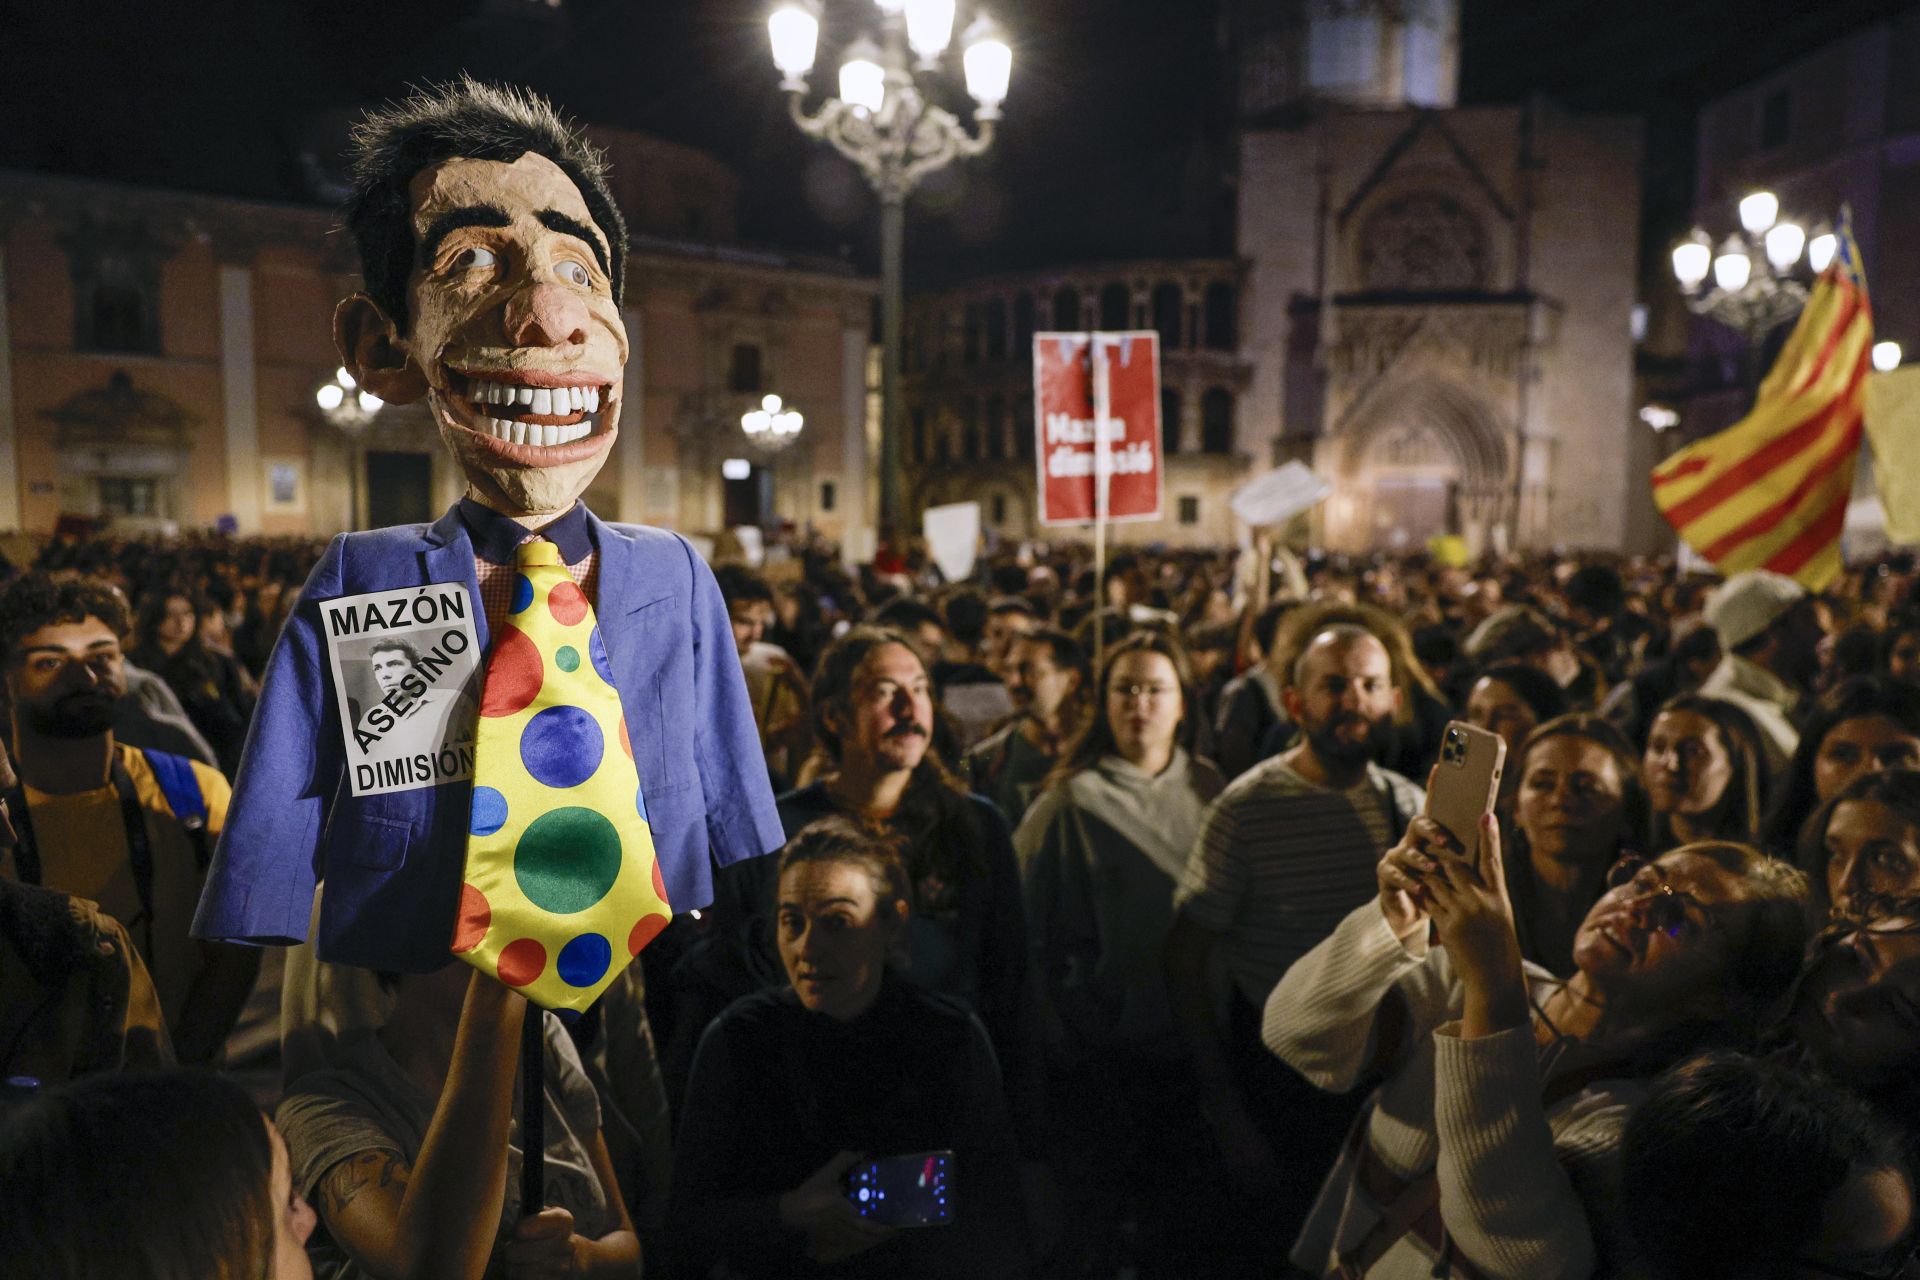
{"left": 767, "top": 0, "right": 1012, "bottom": 541}
{"left": 1670, "top": 190, "right": 1833, "bottom": 396}
{"left": 740, "top": 393, "right": 805, "bottom": 529}
{"left": 314, "top": 366, "right": 384, "bottom": 530}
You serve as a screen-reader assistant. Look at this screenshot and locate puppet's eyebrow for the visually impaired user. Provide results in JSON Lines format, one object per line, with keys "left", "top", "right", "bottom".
{"left": 417, "top": 204, "right": 511, "bottom": 268}
{"left": 536, "top": 209, "right": 611, "bottom": 279}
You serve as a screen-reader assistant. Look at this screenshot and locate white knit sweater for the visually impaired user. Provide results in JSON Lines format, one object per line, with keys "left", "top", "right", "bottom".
{"left": 1263, "top": 900, "right": 1643, "bottom": 1280}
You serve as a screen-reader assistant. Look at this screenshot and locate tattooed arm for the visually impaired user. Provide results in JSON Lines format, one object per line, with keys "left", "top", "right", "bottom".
{"left": 313, "top": 973, "right": 527, "bottom": 1280}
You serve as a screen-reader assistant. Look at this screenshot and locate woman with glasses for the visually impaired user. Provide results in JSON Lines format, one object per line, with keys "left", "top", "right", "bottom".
{"left": 1621, "top": 1050, "right": 1918, "bottom": 1280}
{"left": 1642, "top": 695, "right": 1768, "bottom": 853}
{"left": 1012, "top": 631, "right": 1223, "bottom": 1275}
{"left": 1263, "top": 816, "right": 1811, "bottom": 1280}
{"left": 1796, "top": 771, "right": 1920, "bottom": 917}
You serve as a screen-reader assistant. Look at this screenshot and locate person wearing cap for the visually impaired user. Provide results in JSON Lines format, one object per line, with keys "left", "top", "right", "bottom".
{"left": 1698, "top": 570, "right": 1832, "bottom": 779}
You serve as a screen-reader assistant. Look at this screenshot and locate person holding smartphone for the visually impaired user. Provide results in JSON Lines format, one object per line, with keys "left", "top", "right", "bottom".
{"left": 1264, "top": 815, "right": 1811, "bottom": 1278}
{"left": 671, "top": 818, "right": 1028, "bottom": 1278}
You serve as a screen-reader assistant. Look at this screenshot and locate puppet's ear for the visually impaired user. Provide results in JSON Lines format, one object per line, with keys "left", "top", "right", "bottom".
{"left": 334, "top": 294, "right": 429, "bottom": 404}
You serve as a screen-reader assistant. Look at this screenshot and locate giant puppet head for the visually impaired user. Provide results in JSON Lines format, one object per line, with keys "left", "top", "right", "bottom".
{"left": 335, "top": 79, "right": 629, "bottom": 520}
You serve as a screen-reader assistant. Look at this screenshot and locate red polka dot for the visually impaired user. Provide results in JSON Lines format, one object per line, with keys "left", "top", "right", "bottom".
{"left": 628, "top": 912, "right": 669, "bottom": 957}
{"left": 497, "top": 937, "right": 547, "bottom": 987}
{"left": 619, "top": 718, "right": 632, "bottom": 759}
{"left": 650, "top": 858, "right": 666, "bottom": 904}
{"left": 451, "top": 884, "right": 491, "bottom": 953}
{"left": 548, "top": 580, "right": 589, "bottom": 626}
{"left": 480, "top": 627, "right": 543, "bottom": 718}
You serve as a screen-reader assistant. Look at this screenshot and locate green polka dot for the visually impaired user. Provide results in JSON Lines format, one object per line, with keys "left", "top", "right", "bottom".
{"left": 555, "top": 645, "right": 580, "bottom": 672}
{"left": 514, "top": 808, "right": 622, "bottom": 914}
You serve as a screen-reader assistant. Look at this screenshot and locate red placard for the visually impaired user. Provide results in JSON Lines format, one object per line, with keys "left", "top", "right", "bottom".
{"left": 1033, "top": 331, "right": 1163, "bottom": 526}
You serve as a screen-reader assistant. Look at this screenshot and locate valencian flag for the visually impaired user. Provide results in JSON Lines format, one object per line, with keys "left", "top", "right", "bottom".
{"left": 1652, "top": 211, "right": 1873, "bottom": 590}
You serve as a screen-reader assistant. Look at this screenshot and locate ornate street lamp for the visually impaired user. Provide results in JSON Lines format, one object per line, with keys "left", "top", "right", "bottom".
{"left": 1671, "top": 190, "right": 1831, "bottom": 390}
{"left": 314, "top": 366, "right": 383, "bottom": 528}
{"left": 741, "top": 393, "right": 806, "bottom": 449}
{"left": 767, "top": 0, "right": 1012, "bottom": 539}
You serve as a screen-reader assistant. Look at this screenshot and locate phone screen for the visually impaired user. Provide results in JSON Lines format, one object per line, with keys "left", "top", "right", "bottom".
{"left": 843, "top": 1150, "right": 954, "bottom": 1227}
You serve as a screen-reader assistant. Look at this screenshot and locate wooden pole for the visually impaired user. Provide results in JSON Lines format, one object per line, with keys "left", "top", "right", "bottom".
{"left": 1092, "top": 333, "right": 1112, "bottom": 675}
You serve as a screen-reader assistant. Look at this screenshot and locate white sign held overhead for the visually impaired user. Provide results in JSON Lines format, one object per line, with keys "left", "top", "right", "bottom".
{"left": 1230, "top": 461, "right": 1333, "bottom": 527}
{"left": 923, "top": 501, "right": 982, "bottom": 582}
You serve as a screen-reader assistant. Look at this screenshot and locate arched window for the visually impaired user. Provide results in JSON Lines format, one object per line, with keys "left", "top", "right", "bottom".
{"left": 985, "top": 394, "right": 1006, "bottom": 459}
{"left": 1161, "top": 387, "right": 1182, "bottom": 455}
{"left": 1013, "top": 292, "right": 1036, "bottom": 356}
{"left": 962, "top": 399, "right": 981, "bottom": 460}
{"left": 963, "top": 303, "right": 982, "bottom": 366}
{"left": 1052, "top": 286, "right": 1081, "bottom": 331}
{"left": 1152, "top": 282, "right": 1184, "bottom": 349}
{"left": 1100, "top": 282, "right": 1131, "bottom": 330}
{"left": 911, "top": 408, "right": 928, "bottom": 462}
{"left": 1203, "top": 283, "right": 1237, "bottom": 351}
{"left": 1201, "top": 388, "right": 1234, "bottom": 454}
{"left": 985, "top": 298, "right": 1008, "bottom": 360}
{"left": 1016, "top": 395, "right": 1035, "bottom": 460}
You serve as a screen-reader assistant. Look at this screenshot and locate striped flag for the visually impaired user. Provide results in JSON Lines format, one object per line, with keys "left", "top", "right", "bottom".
{"left": 1651, "top": 212, "right": 1873, "bottom": 589}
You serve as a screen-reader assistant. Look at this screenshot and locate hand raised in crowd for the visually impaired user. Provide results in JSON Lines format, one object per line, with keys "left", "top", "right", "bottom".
{"left": 777, "top": 1151, "right": 898, "bottom": 1264}
{"left": 1377, "top": 814, "right": 1452, "bottom": 939}
{"left": 1417, "top": 813, "right": 1530, "bottom": 1038}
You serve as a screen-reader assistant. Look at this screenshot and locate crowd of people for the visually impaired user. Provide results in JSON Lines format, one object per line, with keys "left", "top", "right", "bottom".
{"left": 7, "top": 528, "right": 1920, "bottom": 1278}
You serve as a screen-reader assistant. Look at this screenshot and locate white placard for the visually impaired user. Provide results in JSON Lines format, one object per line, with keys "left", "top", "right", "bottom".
{"left": 322, "top": 583, "right": 481, "bottom": 796}
{"left": 1231, "top": 461, "right": 1333, "bottom": 527}
{"left": 924, "top": 501, "right": 982, "bottom": 582}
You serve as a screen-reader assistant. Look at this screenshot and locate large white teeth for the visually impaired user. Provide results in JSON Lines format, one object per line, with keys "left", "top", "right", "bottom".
{"left": 513, "top": 421, "right": 528, "bottom": 445}
{"left": 586, "top": 387, "right": 600, "bottom": 412}
{"left": 531, "top": 388, "right": 552, "bottom": 415}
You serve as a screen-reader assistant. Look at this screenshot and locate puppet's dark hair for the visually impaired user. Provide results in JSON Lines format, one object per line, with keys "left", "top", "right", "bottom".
{"left": 344, "top": 76, "right": 628, "bottom": 333}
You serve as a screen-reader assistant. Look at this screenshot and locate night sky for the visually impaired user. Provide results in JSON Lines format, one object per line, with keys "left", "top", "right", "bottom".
{"left": 2, "top": 0, "right": 1912, "bottom": 281}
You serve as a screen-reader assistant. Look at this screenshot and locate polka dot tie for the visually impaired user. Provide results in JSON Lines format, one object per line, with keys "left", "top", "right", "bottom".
{"left": 452, "top": 538, "right": 671, "bottom": 1011}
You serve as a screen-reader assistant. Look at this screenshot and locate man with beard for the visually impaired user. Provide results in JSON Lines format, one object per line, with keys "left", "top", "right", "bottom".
{"left": 0, "top": 574, "right": 256, "bottom": 1064}
{"left": 966, "top": 628, "right": 1086, "bottom": 829}
{"left": 1164, "top": 620, "right": 1423, "bottom": 1253}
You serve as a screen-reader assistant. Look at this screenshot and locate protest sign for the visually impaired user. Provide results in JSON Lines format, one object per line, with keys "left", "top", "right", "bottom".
{"left": 1033, "top": 331, "right": 1162, "bottom": 525}
{"left": 1230, "top": 461, "right": 1332, "bottom": 527}
{"left": 321, "top": 583, "right": 481, "bottom": 796}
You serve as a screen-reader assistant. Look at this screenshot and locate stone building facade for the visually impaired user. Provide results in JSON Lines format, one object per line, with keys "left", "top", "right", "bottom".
{"left": 903, "top": 260, "right": 1253, "bottom": 546}
{"left": 0, "top": 128, "right": 877, "bottom": 553}
{"left": 1233, "top": 0, "right": 1653, "bottom": 555}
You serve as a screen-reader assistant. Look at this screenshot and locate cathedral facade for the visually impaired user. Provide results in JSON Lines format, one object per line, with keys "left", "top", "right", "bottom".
{"left": 1234, "top": 0, "right": 1657, "bottom": 554}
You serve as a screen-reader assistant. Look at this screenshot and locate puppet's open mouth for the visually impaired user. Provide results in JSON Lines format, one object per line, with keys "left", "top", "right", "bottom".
{"left": 442, "top": 369, "right": 616, "bottom": 449}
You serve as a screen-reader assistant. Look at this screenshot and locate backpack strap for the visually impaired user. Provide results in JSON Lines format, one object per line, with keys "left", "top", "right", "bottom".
{"left": 139, "top": 749, "right": 211, "bottom": 871}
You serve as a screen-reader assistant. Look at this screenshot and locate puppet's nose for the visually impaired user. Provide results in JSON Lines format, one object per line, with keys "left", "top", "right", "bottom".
{"left": 504, "top": 284, "right": 588, "bottom": 348}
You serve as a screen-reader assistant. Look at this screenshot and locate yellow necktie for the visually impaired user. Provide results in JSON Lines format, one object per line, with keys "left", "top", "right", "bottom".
{"left": 452, "top": 538, "right": 670, "bottom": 1011}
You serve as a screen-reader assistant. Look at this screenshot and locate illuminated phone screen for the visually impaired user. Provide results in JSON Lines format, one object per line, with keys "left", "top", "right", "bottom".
{"left": 843, "top": 1150, "right": 954, "bottom": 1227}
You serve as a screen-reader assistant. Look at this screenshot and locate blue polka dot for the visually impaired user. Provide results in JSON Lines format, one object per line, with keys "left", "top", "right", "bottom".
{"left": 511, "top": 575, "right": 534, "bottom": 614}
{"left": 470, "top": 785, "right": 508, "bottom": 836}
{"left": 589, "top": 627, "right": 615, "bottom": 686}
{"left": 521, "top": 705, "right": 604, "bottom": 789}
{"left": 557, "top": 932, "right": 612, "bottom": 988}
{"left": 635, "top": 784, "right": 649, "bottom": 824}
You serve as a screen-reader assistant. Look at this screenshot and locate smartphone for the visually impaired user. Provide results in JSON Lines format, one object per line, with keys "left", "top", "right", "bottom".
{"left": 842, "top": 1150, "right": 955, "bottom": 1228}
{"left": 1426, "top": 721, "right": 1506, "bottom": 856}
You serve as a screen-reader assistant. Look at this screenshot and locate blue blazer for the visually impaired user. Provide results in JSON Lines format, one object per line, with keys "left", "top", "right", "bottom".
{"left": 191, "top": 505, "right": 786, "bottom": 972}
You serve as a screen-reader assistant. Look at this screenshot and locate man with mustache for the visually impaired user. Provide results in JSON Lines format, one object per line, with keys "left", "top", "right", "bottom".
{"left": 1164, "top": 617, "right": 1424, "bottom": 1250}
{"left": 0, "top": 574, "right": 256, "bottom": 1065}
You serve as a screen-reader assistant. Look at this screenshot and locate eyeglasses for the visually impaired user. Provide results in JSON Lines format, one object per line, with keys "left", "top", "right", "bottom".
{"left": 1604, "top": 855, "right": 1726, "bottom": 943}
{"left": 1109, "top": 683, "right": 1179, "bottom": 705}
{"left": 1795, "top": 1236, "right": 1920, "bottom": 1280}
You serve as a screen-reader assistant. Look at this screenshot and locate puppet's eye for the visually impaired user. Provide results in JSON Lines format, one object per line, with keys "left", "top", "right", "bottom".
{"left": 559, "top": 260, "right": 591, "bottom": 287}
{"left": 457, "top": 246, "right": 498, "bottom": 269}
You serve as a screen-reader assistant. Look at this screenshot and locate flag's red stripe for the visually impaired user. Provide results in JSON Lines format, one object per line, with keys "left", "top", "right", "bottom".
{"left": 1662, "top": 360, "right": 1866, "bottom": 529}
{"left": 1765, "top": 491, "right": 1849, "bottom": 578}
{"left": 1788, "top": 286, "right": 1864, "bottom": 398}
{"left": 1699, "top": 421, "right": 1861, "bottom": 561}
{"left": 1652, "top": 455, "right": 1712, "bottom": 488}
